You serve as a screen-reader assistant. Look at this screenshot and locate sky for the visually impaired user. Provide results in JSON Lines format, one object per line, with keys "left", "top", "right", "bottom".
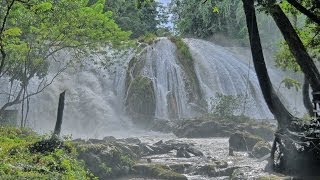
{"left": 157, "top": 0, "right": 171, "bottom": 5}
{"left": 157, "top": 0, "right": 173, "bottom": 29}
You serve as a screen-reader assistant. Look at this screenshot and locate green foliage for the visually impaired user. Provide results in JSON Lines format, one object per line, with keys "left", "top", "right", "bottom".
{"left": 274, "top": 1, "right": 320, "bottom": 71}
{"left": 212, "top": 6, "right": 219, "bottom": 13}
{"left": 279, "top": 77, "right": 301, "bottom": 91}
{"left": 170, "top": 0, "right": 246, "bottom": 39}
{"left": 138, "top": 32, "right": 158, "bottom": 45}
{"left": 210, "top": 93, "right": 245, "bottom": 120}
{"left": 0, "top": 126, "right": 93, "bottom": 179}
{"left": 105, "top": 0, "right": 166, "bottom": 38}
{"left": 169, "top": 0, "right": 281, "bottom": 47}
{"left": 0, "top": 0, "right": 131, "bottom": 111}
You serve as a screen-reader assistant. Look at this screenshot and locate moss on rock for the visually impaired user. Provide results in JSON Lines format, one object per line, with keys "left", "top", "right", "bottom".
{"left": 132, "top": 164, "right": 188, "bottom": 180}
{"left": 169, "top": 36, "right": 204, "bottom": 107}
{"left": 77, "top": 143, "right": 136, "bottom": 179}
{"left": 126, "top": 75, "right": 156, "bottom": 126}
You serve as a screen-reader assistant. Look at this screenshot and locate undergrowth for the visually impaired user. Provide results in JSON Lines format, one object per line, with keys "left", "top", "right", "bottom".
{"left": 0, "top": 126, "right": 95, "bottom": 179}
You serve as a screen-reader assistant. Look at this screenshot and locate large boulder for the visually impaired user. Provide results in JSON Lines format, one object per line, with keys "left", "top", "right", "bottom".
{"left": 174, "top": 119, "right": 231, "bottom": 138}
{"left": 150, "top": 118, "right": 176, "bottom": 133}
{"left": 173, "top": 116, "right": 275, "bottom": 139}
{"left": 76, "top": 143, "right": 137, "bottom": 179}
{"left": 229, "top": 131, "right": 265, "bottom": 151}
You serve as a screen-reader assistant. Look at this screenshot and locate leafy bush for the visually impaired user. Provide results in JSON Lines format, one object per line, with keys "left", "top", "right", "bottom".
{"left": 209, "top": 93, "right": 245, "bottom": 120}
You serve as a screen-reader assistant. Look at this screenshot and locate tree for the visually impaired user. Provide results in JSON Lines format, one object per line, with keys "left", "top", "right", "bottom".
{"left": 243, "top": 0, "right": 320, "bottom": 174}
{"left": 241, "top": 0, "right": 294, "bottom": 129}
{"left": 286, "top": 0, "right": 320, "bottom": 25}
{"left": 263, "top": 1, "right": 320, "bottom": 93}
{"left": 104, "top": 0, "right": 166, "bottom": 38}
{"left": 0, "top": 0, "right": 130, "bottom": 126}
{"left": 273, "top": 0, "right": 319, "bottom": 116}
{"left": 170, "top": 0, "right": 246, "bottom": 39}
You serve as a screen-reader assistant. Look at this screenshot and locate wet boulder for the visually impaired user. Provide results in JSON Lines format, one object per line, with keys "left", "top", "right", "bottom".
{"left": 173, "top": 116, "right": 275, "bottom": 139}
{"left": 196, "top": 164, "right": 239, "bottom": 177}
{"left": 121, "top": 137, "right": 141, "bottom": 144}
{"left": 229, "top": 131, "right": 264, "bottom": 151}
{"left": 186, "top": 146, "right": 204, "bottom": 156}
{"left": 230, "top": 167, "right": 252, "bottom": 180}
{"left": 176, "top": 147, "right": 191, "bottom": 158}
{"left": 169, "top": 163, "right": 191, "bottom": 174}
{"left": 250, "top": 141, "right": 271, "bottom": 158}
{"left": 131, "top": 164, "right": 188, "bottom": 180}
{"left": 102, "top": 136, "right": 117, "bottom": 142}
{"left": 174, "top": 119, "right": 231, "bottom": 138}
{"left": 150, "top": 118, "right": 176, "bottom": 133}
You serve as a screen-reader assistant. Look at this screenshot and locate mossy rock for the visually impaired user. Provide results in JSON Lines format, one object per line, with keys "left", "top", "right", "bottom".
{"left": 169, "top": 36, "right": 204, "bottom": 108}
{"left": 126, "top": 75, "right": 156, "bottom": 126}
{"left": 132, "top": 164, "right": 187, "bottom": 180}
{"left": 77, "top": 143, "right": 135, "bottom": 179}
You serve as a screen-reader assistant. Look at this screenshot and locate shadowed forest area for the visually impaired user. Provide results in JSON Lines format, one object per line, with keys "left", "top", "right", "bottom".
{"left": 0, "top": 0, "right": 319, "bottom": 179}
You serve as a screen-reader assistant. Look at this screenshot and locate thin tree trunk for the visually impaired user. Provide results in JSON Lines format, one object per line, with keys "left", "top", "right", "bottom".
{"left": 303, "top": 75, "right": 314, "bottom": 116}
{"left": 52, "top": 91, "right": 66, "bottom": 139}
{"left": 268, "top": 4, "right": 320, "bottom": 93}
{"left": 242, "top": 0, "right": 294, "bottom": 129}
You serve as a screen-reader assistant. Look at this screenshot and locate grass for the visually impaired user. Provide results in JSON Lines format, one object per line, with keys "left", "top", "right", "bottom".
{"left": 0, "top": 126, "right": 94, "bottom": 179}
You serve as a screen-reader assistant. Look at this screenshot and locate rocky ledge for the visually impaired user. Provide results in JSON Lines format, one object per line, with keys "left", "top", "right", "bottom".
{"left": 171, "top": 116, "right": 275, "bottom": 141}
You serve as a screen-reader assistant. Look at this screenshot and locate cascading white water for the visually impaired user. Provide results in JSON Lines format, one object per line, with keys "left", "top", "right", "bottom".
{"left": 184, "top": 38, "right": 273, "bottom": 119}
{"left": 0, "top": 50, "right": 153, "bottom": 138}
{"left": 141, "top": 38, "right": 190, "bottom": 119}
{"left": 0, "top": 37, "right": 305, "bottom": 138}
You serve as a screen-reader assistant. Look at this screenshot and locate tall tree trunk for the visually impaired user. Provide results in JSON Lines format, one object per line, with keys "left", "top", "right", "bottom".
{"left": 268, "top": 3, "right": 320, "bottom": 93}
{"left": 52, "top": 91, "right": 66, "bottom": 139}
{"left": 303, "top": 76, "right": 314, "bottom": 116}
{"left": 242, "top": 0, "right": 294, "bottom": 129}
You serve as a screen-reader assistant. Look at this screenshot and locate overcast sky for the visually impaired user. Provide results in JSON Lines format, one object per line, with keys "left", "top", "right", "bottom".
{"left": 157, "top": 0, "right": 171, "bottom": 5}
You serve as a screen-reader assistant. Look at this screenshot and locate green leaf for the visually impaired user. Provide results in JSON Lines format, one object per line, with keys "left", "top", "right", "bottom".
{"left": 212, "top": 6, "right": 219, "bottom": 13}
{"left": 280, "top": 77, "right": 301, "bottom": 91}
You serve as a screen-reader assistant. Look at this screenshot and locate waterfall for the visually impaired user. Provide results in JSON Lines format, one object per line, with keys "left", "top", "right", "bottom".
{"left": 141, "top": 38, "right": 190, "bottom": 119}
{"left": 184, "top": 38, "right": 273, "bottom": 119}
{"left": 0, "top": 50, "right": 142, "bottom": 138}
{"left": 0, "top": 37, "right": 304, "bottom": 137}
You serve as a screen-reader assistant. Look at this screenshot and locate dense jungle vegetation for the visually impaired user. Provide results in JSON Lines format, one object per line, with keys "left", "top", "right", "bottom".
{"left": 0, "top": 0, "right": 319, "bottom": 178}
